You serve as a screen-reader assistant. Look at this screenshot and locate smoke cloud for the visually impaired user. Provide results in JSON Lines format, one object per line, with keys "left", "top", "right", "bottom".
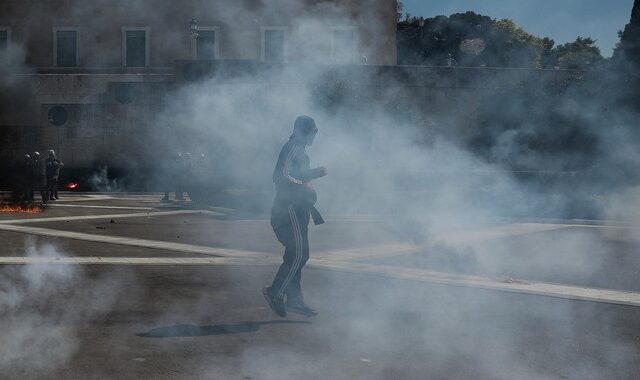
{"left": 2, "top": 0, "right": 640, "bottom": 378}
{"left": 0, "top": 238, "right": 124, "bottom": 373}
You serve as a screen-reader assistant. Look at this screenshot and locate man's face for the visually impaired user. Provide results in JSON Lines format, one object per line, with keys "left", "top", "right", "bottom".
{"left": 305, "top": 132, "right": 317, "bottom": 146}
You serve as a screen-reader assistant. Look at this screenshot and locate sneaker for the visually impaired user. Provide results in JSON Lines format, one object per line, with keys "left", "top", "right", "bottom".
{"left": 262, "top": 287, "right": 287, "bottom": 317}
{"left": 286, "top": 301, "right": 318, "bottom": 317}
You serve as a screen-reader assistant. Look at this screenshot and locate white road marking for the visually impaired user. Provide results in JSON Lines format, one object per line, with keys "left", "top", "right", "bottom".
{"left": 0, "top": 256, "right": 265, "bottom": 266}
{"left": 48, "top": 204, "right": 154, "bottom": 210}
{"left": 307, "top": 260, "right": 640, "bottom": 307}
{"left": 439, "top": 223, "right": 570, "bottom": 245}
{"left": 52, "top": 194, "right": 113, "bottom": 202}
{"left": 0, "top": 209, "right": 215, "bottom": 225}
{"left": 1, "top": 202, "right": 639, "bottom": 307}
{"left": 0, "top": 223, "right": 272, "bottom": 260}
{"left": 313, "top": 224, "right": 573, "bottom": 262}
{"left": 314, "top": 243, "right": 424, "bottom": 261}
{"left": 1, "top": 253, "right": 639, "bottom": 307}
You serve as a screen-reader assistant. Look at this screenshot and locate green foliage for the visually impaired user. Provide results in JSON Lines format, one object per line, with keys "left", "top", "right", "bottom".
{"left": 397, "top": 12, "right": 604, "bottom": 69}
{"left": 396, "top": 0, "right": 404, "bottom": 23}
{"left": 552, "top": 37, "right": 603, "bottom": 70}
{"left": 612, "top": 0, "right": 640, "bottom": 68}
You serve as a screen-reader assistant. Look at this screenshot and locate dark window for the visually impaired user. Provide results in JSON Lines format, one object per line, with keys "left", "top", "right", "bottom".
{"left": 56, "top": 31, "right": 77, "bottom": 67}
{"left": 48, "top": 106, "right": 68, "bottom": 126}
{"left": 197, "top": 30, "right": 217, "bottom": 60}
{"left": 264, "top": 30, "right": 285, "bottom": 62}
{"left": 0, "top": 31, "right": 7, "bottom": 52}
{"left": 126, "top": 30, "right": 146, "bottom": 67}
{"left": 332, "top": 30, "right": 355, "bottom": 63}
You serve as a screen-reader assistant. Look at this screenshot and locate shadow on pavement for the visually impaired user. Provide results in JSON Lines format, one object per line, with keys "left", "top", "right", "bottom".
{"left": 137, "top": 320, "right": 310, "bottom": 338}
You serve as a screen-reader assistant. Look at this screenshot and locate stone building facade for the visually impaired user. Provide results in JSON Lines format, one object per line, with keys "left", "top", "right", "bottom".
{"left": 0, "top": 0, "right": 397, "bottom": 173}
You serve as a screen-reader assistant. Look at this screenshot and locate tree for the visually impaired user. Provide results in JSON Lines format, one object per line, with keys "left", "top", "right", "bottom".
{"left": 397, "top": 12, "right": 561, "bottom": 68}
{"left": 613, "top": 0, "right": 640, "bottom": 69}
{"left": 551, "top": 37, "right": 603, "bottom": 70}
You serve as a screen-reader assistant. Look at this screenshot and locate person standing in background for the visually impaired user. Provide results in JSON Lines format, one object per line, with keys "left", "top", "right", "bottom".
{"left": 31, "top": 152, "right": 47, "bottom": 203}
{"left": 45, "top": 150, "right": 64, "bottom": 200}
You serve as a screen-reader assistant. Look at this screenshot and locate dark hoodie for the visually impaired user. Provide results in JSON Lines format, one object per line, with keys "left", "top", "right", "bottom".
{"left": 272, "top": 116, "right": 325, "bottom": 225}
{"left": 272, "top": 116, "right": 324, "bottom": 206}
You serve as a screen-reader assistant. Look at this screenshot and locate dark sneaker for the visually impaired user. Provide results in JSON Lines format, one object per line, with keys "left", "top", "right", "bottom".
{"left": 262, "top": 287, "right": 287, "bottom": 317}
{"left": 286, "top": 301, "right": 318, "bottom": 317}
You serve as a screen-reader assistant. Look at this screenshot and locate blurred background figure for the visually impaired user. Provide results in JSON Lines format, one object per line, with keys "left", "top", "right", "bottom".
{"left": 161, "top": 152, "right": 191, "bottom": 202}
{"left": 31, "top": 152, "right": 47, "bottom": 203}
{"left": 45, "top": 150, "right": 64, "bottom": 200}
{"left": 176, "top": 152, "right": 192, "bottom": 201}
{"left": 17, "top": 154, "right": 33, "bottom": 202}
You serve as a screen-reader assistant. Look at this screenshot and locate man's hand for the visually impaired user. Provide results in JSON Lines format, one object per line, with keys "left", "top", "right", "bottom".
{"left": 316, "top": 166, "right": 328, "bottom": 178}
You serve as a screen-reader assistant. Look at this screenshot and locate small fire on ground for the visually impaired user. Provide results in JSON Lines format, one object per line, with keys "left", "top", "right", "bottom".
{"left": 0, "top": 204, "right": 44, "bottom": 214}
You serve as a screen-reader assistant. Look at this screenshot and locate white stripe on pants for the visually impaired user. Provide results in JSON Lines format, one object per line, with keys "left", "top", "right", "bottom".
{"left": 277, "top": 205, "right": 303, "bottom": 298}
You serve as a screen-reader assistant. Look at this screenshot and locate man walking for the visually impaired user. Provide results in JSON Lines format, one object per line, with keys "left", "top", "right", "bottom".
{"left": 263, "top": 116, "right": 327, "bottom": 317}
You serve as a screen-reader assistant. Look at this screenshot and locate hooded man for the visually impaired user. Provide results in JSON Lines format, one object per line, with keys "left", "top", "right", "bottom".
{"left": 263, "top": 115, "right": 327, "bottom": 317}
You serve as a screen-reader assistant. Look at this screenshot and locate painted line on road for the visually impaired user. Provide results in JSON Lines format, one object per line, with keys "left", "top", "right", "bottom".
{"left": 0, "top": 223, "right": 272, "bottom": 260}
{"left": 1, "top": 252, "right": 638, "bottom": 308}
{"left": 0, "top": 256, "right": 267, "bottom": 266}
{"left": 313, "top": 224, "right": 573, "bottom": 262}
{"left": 314, "top": 242, "right": 424, "bottom": 261}
{"left": 439, "top": 223, "right": 570, "bottom": 245}
{"left": 48, "top": 204, "right": 154, "bottom": 210}
{"left": 308, "top": 260, "right": 640, "bottom": 308}
{"left": 1, "top": 217, "right": 639, "bottom": 307}
{"left": 0, "top": 209, "right": 214, "bottom": 225}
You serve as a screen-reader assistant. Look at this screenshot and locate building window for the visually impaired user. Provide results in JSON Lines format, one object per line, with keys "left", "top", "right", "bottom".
{"left": 197, "top": 27, "right": 220, "bottom": 60}
{"left": 0, "top": 27, "right": 11, "bottom": 64}
{"left": 48, "top": 106, "right": 69, "bottom": 126}
{"left": 53, "top": 28, "right": 79, "bottom": 67}
{"left": 0, "top": 29, "right": 8, "bottom": 52}
{"left": 261, "top": 27, "right": 287, "bottom": 62}
{"left": 122, "top": 27, "right": 150, "bottom": 67}
{"left": 331, "top": 27, "right": 358, "bottom": 63}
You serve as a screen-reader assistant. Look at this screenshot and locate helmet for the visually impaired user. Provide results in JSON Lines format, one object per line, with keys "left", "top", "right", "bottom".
{"left": 293, "top": 115, "right": 317, "bottom": 137}
{"left": 32, "top": 151, "right": 40, "bottom": 157}
{"left": 48, "top": 149, "right": 56, "bottom": 156}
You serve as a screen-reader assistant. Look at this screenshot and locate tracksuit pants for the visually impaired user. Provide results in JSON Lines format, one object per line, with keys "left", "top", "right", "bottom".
{"left": 270, "top": 202, "right": 310, "bottom": 302}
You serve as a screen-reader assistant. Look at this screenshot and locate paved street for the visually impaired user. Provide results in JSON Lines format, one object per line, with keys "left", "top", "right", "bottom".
{"left": 1, "top": 193, "right": 640, "bottom": 379}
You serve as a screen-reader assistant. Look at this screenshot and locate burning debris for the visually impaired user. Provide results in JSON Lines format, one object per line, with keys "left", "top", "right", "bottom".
{"left": 0, "top": 203, "right": 44, "bottom": 214}
{"left": 65, "top": 182, "right": 79, "bottom": 190}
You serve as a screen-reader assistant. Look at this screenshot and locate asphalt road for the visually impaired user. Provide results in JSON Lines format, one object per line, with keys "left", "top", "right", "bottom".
{"left": 1, "top": 193, "right": 639, "bottom": 379}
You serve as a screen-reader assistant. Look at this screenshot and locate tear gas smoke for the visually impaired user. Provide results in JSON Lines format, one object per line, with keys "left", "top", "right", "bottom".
{"left": 1, "top": 0, "right": 640, "bottom": 378}
{"left": 0, "top": 238, "right": 123, "bottom": 373}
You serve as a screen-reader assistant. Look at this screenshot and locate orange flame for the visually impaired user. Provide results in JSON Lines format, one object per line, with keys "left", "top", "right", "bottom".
{"left": 66, "top": 182, "right": 79, "bottom": 189}
{"left": 0, "top": 204, "right": 44, "bottom": 214}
